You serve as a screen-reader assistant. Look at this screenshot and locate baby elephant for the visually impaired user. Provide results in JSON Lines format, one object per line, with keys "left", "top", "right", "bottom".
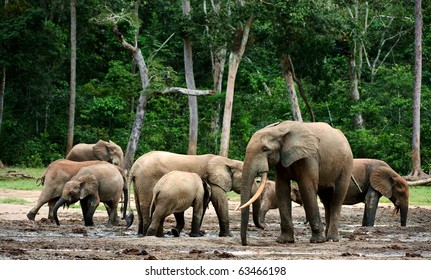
{"left": 53, "top": 163, "right": 128, "bottom": 227}
{"left": 147, "top": 171, "right": 211, "bottom": 237}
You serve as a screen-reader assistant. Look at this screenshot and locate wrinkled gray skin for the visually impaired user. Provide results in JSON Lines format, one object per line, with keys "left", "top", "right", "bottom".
{"left": 240, "top": 121, "right": 353, "bottom": 245}
{"left": 147, "top": 171, "right": 211, "bottom": 237}
{"left": 129, "top": 151, "right": 254, "bottom": 237}
{"left": 53, "top": 164, "right": 128, "bottom": 226}
{"left": 27, "top": 159, "right": 109, "bottom": 221}
{"left": 252, "top": 179, "right": 302, "bottom": 228}
{"left": 258, "top": 159, "right": 409, "bottom": 227}
{"left": 66, "top": 140, "right": 124, "bottom": 167}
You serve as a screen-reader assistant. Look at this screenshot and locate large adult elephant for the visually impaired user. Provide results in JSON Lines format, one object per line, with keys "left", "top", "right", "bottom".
{"left": 66, "top": 140, "right": 124, "bottom": 167}
{"left": 258, "top": 159, "right": 409, "bottom": 227}
{"left": 238, "top": 121, "right": 353, "bottom": 245}
{"left": 129, "top": 151, "right": 248, "bottom": 237}
{"left": 27, "top": 159, "right": 109, "bottom": 221}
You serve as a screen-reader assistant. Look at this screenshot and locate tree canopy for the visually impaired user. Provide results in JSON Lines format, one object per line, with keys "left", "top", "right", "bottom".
{"left": 0, "top": 0, "right": 430, "bottom": 177}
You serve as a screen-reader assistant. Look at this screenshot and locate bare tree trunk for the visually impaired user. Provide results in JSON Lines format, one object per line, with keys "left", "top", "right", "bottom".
{"left": 348, "top": 52, "right": 364, "bottom": 129}
{"left": 114, "top": 27, "right": 150, "bottom": 173}
{"left": 66, "top": 0, "right": 77, "bottom": 155}
{"left": 220, "top": 17, "right": 254, "bottom": 157}
{"left": 0, "top": 68, "right": 5, "bottom": 133}
{"left": 280, "top": 54, "right": 302, "bottom": 122}
{"left": 182, "top": 0, "right": 198, "bottom": 155}
{"left": 410, "top": 0, "right": 427, "bottom": 178}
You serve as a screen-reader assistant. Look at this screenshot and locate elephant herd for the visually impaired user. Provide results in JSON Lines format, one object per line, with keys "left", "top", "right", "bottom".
{"left": 27, "top": 121, "right": 409, "bottom": 246}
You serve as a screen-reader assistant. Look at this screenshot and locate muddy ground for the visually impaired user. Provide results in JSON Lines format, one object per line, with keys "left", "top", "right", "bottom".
{"left": 0, "top": 188, "right": 430, "bottom": 260}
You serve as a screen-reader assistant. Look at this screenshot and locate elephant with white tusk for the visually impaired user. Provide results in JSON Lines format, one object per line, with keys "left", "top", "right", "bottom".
{"left": 53, "top": 163, "right": 129, "bottom": 227}
{"left": 147, "top": 171, "right": 211, "bottom": 237}
{"left": 128, "top": 151, "right": 256, "bottom": 237}
{"left": 257, "top": 159, "right": 409, "bottom": 227}
{"left": 66, "top": 140, "right": 124, "bottom": 167}
{"left": 239, "top": 121, "right": 353, "bottom": 245}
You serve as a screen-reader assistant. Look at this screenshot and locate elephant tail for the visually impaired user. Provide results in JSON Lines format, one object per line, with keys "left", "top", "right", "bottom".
{"left": 124, "top": 172, "right": 134, "bottom": 228}
{"left": 149, "top": 190, "right": 159, "bottom": 220}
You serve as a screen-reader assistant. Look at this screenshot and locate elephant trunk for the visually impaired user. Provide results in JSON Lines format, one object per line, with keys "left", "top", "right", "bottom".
{"left": 53, "top": 197, "right": 67, "bottom": 226}
{"left": 240, "top": 166, "right": 267, "bottom": 246}
{"left": 400, "top": 204, "right": 408, "bottom": 226}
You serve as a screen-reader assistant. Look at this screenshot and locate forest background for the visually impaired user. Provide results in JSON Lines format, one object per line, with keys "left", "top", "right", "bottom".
{"left": 0, "top": 0, "right": 430, "bottom": 178}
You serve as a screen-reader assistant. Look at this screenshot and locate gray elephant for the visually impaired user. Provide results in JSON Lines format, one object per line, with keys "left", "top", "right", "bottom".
{"left": 252, "top": 179, "right": 302, "bottom": 228}
{"left": 66, "top": 140, "right": 124, "bottom": 167}
{"left": 147, "top": 171, "right": 211, "bottom": 237}
{"left": 53, "top": 163, "right": 128, "bottom": 226}
{"left": 27, "top": 159, "right": 109, "bottom": 221}
{"left": 258, "top": 159, "right": 409, "bottom": 227}
{"left": 129, "top": 151, "right": 254, "bottom": 237}
{"left": 238, "top": 121, "right": 353, "bottom": 245}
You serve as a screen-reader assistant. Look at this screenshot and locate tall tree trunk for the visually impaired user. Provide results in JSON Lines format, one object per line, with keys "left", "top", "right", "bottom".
{"left": 280, "top": 54, "right": 302, "bottom": 122}
{"left": 182, "top": 0, "right": 198, "bottom": 155}
{"left": 0, "top": 68, "right": 5, "bottom": 133}
{"left": 66, "top": 0, "right": 77, "bottom": 155}
{"left": 410, "top": 0, "right": 426, "bottom": 178}
{"left": 220, "top": 17, "right": 254, "bottom": 157}
{"left": 114, "top": 28, "right": 150, "bottom": 173}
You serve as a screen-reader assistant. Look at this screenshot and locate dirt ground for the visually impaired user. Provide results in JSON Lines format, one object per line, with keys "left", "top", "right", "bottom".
{"left": 0, "top": 188, "right": 430, "bottom": 260}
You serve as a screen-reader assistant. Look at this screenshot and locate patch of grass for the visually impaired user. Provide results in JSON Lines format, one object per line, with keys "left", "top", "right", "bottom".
{"left": 0, "top": 167, "right": 44, "bottom": 190}
{"left": 0, "top": 198, "right": 31, "bottom": 204}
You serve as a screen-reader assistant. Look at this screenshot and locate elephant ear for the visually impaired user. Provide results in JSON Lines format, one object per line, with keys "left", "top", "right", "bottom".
{"left": 370, "top": 166, "right": 396, "bottom": 198}
{"left": 93, "top": 140, "right": 110, "bottom": 161}
{"left": 206, "top": 157, "right": 234, "bottom": 193}
{"left": 280, "top": 123, "right": 320, "bottom": 168}
{"left": 79, "top": 174, "right": 99, "bottom": 199}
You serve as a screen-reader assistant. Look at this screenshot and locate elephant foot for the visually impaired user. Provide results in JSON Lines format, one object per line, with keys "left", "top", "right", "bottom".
{"left": 171, "top": 228, "right": 180, "bottom": 237}
{"left": 326, "top": 236, "right": 340, "bottom": 242}
{"left": 276, "top": 233, "right": 295, "bottom": 244}
{"left": 125, "top": 212, "right": 134, "bottom": 228}
{"left": 309, "top": 235, "right": 326, "bottom": 243}
{"left": 218, "top": 230, "right": 233, "bottom": 237}
{"left": 84, "top": 222, "right": 95, "bottom": 227}
{"left": 189, "top": 230, "right": 205, "bottom": 237}
{"left": 27, "top": 212, "right": 36, "bottom": 221}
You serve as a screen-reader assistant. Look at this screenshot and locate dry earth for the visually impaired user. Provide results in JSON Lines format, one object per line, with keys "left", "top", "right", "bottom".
{"left": 0, "top": 188, "right": 430, "bottom": 261}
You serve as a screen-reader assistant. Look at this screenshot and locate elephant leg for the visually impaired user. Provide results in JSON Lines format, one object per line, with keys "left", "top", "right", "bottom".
{"left": 275, "top": 177, "right": 295, "bottom": 243}
{"left": 296, "top": 179, "right": 325, "bottom": 243}
{"left": 190, "top": 205, "right": 204, "bottom": 237}
{"left": 80, "top": 198, "right": 96, "bottom": 226}
{"left": 258, "top": 204, "right": 269, "bottom": 228}
{"left": 27, "top": 195, "right": 58, "bottom": 220}
{"left": 173, "top": 212, "right": 185, "bottom": 233}
{"left": 210, "top": 186, "right": 232, "bottom": 237}
{"left": 362, "top": 188, "right": 381, "bottom": 226}
{"left": 106, "top": 202, "right": 119, "bottom": 226}
{"left": 47, "top": 198, "right": 59, "bottom": 220}
{"left": 147, "top": 207, "right": 166, "bottom": 237}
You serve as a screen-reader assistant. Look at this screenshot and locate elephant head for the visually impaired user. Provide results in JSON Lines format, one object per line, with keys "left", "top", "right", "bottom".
{"left": 370, "top": 166, "right": 409, "bottom": 226}
{"left": 53, "top": 174, "right": 99, "bottom": 226}
{"left": 93, "top": 140, "right": 124, "bottom": 167}
{"left": 206, "top": 157, "right": 244, "bottom": 193}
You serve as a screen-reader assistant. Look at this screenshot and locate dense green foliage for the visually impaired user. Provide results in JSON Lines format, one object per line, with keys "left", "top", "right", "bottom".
{"left": 1, "top": 0, "right": 431, "bottom": 176}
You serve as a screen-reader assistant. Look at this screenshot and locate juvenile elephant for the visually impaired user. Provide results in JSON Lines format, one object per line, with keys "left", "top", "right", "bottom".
{"left": 238, "top": 121, "right": 353, "bottom": 245}
{"left": 252, "top": 179, "right": 302, "bottom": 228}
{"left": 66, "top": 140, "right": 124, "bottom": 167}
{"left": 27, "top": 159, "right": 109, "bottom": 221}
{"left": 257, "top": 159, "right": 409, "bottom": 227}
{"left": 129, "top": 151, "right": 253, "bottom": 237}
{"left": 147, "top": 171, "right": 211, "bottom": 237}
{"left": 53, "top": 163, "right": 128, "bottom": 226}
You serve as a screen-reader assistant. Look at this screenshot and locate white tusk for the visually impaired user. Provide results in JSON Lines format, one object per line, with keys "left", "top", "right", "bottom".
{"left": 235, "top": 172, "right": 268, "bottom": 211}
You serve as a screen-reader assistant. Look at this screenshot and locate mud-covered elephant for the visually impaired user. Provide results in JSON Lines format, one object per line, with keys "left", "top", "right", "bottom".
{"left": 27, "top": 159, "right": 109, "bottom": 221}
{"left": 147, "top": 171, "right": 211, "bottom": 237}
{"left": 53, "top": 163, "right": 128, "bottom": 226}
{"left": 129, "top": 151, "right": 253, "bottom": 237}
{"left": 66, "top": 140, "right": 124, "bottom": 167}
{"left": 252, "top": 179, "right": 302, "bottom": 228}
{"left": 259, "top": 159, "right": 409, "bottom": 227}
{"left": 238, "top": 121, "right": 353, "bottom": 245}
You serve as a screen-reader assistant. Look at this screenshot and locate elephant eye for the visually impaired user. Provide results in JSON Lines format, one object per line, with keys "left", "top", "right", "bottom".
{"left": 262, "top": 146, "right": 270, "bottom": 152}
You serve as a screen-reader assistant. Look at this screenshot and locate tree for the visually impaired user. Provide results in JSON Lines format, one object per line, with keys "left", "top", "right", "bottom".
{"left": 220, "top": 12, "right": 255, "bottom": 157}
{"left": 66, "top": 0, "right": 77, "bottom": 155}
{"left": 182, "top": 0, "right": 198, "bottom": 155}
{"left": 409, "top": 0, "right": 427, "bottom": 179}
